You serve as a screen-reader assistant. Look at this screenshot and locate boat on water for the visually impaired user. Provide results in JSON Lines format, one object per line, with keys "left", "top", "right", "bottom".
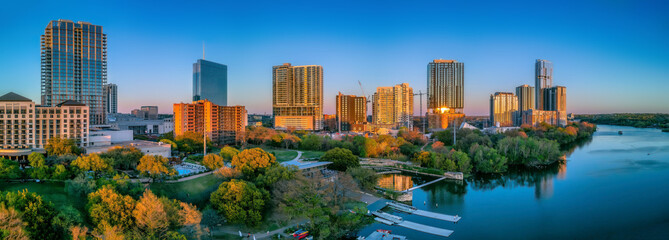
{"left": 618, "top": 131, "right": 623, "bottom": 135}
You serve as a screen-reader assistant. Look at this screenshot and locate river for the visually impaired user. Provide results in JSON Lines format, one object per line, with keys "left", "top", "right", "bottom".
{"left": 362, "top": 125, "right": 669, "bottom": 239}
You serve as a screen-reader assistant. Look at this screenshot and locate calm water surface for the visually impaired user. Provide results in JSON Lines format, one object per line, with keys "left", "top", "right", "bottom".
{"left": 361, "top": 125, "right": 669, "bottom": 240}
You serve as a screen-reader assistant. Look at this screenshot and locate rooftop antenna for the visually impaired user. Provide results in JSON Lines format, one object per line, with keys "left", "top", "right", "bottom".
{"left": 202, "top": 41, "right": 205, "bottom": 60}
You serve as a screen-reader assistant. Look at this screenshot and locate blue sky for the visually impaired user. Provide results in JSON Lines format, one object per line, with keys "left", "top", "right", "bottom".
{"left": 1, "top": 0, "right": 668, "bottom": 115}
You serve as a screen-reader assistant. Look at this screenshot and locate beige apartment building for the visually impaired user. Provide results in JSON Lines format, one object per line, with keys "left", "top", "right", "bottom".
{"left": 336, "top": 92, "right": 367, "bottom": 132}
{"left": 0, "top": 92, "right": 89, "bottom": 160}
{"left": 272, "top": 63, "right": 323, "bottom": 130}
{"left": 372, "top": 83, "right": 413, "bottom": 128}
{"left": 490, "top": 92, "right": 518, "bottom": 127}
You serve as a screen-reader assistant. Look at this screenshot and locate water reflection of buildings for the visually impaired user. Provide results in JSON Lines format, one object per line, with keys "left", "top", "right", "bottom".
{"left": 535, "top": 162, "right": 567, "bottom": 199}
{"left": 377, "top": 174, "right": 413, "bottom": 192}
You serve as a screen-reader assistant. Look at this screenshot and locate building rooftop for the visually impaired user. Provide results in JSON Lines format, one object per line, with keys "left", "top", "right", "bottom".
{"left": 0, "top": 92, "right": 32, "bottom": 102}
{"left": 433, "top": 59, "right": 457, "bottom": 63}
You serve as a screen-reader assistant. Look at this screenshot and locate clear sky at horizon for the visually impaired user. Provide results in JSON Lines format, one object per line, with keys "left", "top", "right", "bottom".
{"left": 1, "top": 0, "right": 668, "bottom": 115}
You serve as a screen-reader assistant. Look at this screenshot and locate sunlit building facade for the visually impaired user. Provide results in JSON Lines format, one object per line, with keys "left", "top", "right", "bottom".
{"left": 535, "top": 59, "right": 553, "bottom": 110}
{"left": 490, "top": 92, "right": 518, "bottom": 127}
{"left": 193, "top": 59, "right": 227, "bottom": 106}
{"left": 336, "top": 92, "right": 367, "bottom": 132}
{"left": 544, "top": 86, "right": 567, "bottom": 126}
{"left": 173, "top": 100, "right": 247, "bottom": 145}
{"left": 427, "top": 60, "right": 465, "bottom": 131}
{"left": 372, "top": 83, "right": 413, "bottom": 128}
{"left": 272, "top": 63, "right": 323, "bottom": 130}
{"left": 41, "top": 20, "right": 107, "bottom": 125}
{"left": 103, "top": 83, "right": 117, "bottom": 114}
{"left": 0, "top": 92, "right": 89, "bottom": 161}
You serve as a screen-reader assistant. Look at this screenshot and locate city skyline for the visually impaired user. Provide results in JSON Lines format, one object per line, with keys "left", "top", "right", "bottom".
{"left": 1, "top": 1, "right": 668, "bottom": 115}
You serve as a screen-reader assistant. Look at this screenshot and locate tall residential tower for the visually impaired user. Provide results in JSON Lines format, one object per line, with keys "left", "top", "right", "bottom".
{"left": 372, "top": 83, "right": 413, "bottom": 128}
{"left": 272, "top": 63, "right": 323, "bottom": 130}
{"left": 41, "top": 20, "right": 107, "bottom": 124}
{"left": 427, "top": 59, "right": 465, "bottom": 131}
{"left": 535, "top": 59, "right": 553, "bottom": 110}
{"left": 104, "top": 83, "right": 117, "bottom": 114}
{"left": 336, "top": 93, "right": 367, "bottom": 132}
{"left": 490, "top": 92, "right": 518, "bottom": 127}
{"left": 193, "top": 59, "right": 228, "bottom": 106}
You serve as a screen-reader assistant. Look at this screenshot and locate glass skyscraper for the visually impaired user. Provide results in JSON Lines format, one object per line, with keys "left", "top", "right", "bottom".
{"left": 41, "top": 20, "right": 107, "bottom": 124}
{"left": 193, "top": 59, "right": 227, "bottom": 106}
{"left": 535, "top": 59, "right": 553, "bottom": 110}
{"left": 427, "top": 59, "right": 464, "bottom": 112}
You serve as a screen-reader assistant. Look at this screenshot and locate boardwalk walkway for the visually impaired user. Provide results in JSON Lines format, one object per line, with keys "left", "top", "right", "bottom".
{"left": 403, "top": 177, "right": 446, "bottom": 192}
{"left": 372, "top": 211, "right": 454, "bottom": 238}
{"left": 387, "top": 202, "right": 461, "bottom": 223}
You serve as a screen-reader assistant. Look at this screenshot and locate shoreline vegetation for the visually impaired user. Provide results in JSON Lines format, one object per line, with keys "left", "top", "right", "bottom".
{"left": 576, "top": 113, "right": 669, "bottom": 132}
{"left": 1, "top": 121, "right": 597, "bottom": 239}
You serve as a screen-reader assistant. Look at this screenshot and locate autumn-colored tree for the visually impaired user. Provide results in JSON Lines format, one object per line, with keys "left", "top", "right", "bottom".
{"left": 432, "top": 141, "right": 448, "bottom": 153}
{"left": 231, "top": 148, "right": 276, "bottom": 178}
{"left": 412, "top": 151, "right": 434, "bottom": 168}
{"left": 87, "top": 185, "right": 136, "bottom": 230}
{"left": 45, "top": 136, "right": 81, "bottom": 156}
{"left": 94, "top": 223, "right": 124, "bottom": 240}
{"left": 137, "top": 155, "right": 176, "bottom": 182}
{"left": 219, "top": 146, "right": 240, "bottom": 161}
{"left": 134, "top": 190, "right": 169, "bottom": 234}
{"left": 210, "top": 179, "right": 269, "bottom": 226}
{"left": 178, "top": 202, "right": 202, "bottom": 226}
{"left": 71, "top": 153, "right": 112, "bottom": 178}
{"left": 213, "top": 166, "right": 241, "bottom": 179}
{"left": 202, "top": 154, "right": 224, "bottom": 170}
{"left": 0, "top": 203, "right": 29, "bottom": 240}
{"left": 160, "top": 139, "right": 178, "bottom": 149}
{"left": 70, "top": 225, "right": 88, "bottom": 240}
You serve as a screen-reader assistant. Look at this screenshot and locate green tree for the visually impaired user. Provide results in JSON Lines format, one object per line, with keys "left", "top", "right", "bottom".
{"left": 0, "top": 158, "right": 22, "bottom": 179}
{"left": 28, "top": 152, "right": 45, "bottom": 168}
{"left": 50, "top": 164, "right": 71, "bottom": 180}
{"left": 346, "top": 167, "right": 380, "bottom": 190}
{"left": 137, "top": 155, "right": 176, "bottom": 182}
{"left": 71, "top": 153, "right": 112, "bottom": 178}
{"left": 272, "top": 177, "right": 330, "bottom": 231}
{"left": 210, "top": 179, "right": 269, "bottom": 226}
{"left": 300, "top": 134, "right": 323, "bottom": 150}
{"left": 219, "top": 146, "right": 240, "bottom": 161}
{"left": 87, "top": 185, "right": 136, "bottom": 230}
{"left": 321, "top": 148, "right": 359, "bottom": 171}
{"left": 470, "top": 144, "right": 508, "bottom": 173}
{"left": 254, "top": 164, "right": 297, "bottom": 188}
{"left": 45, "top": 136, "right": 81, "bottom": 156}
{"left": 202, "top": 153, "right": 224, "bottom": 170}
{"left": 231, "top": 148, "right": 277, "bottom": 179}
{"left": 0, "top": 190, "right": 61, "bottom": 240}
{"left": 99, "top": 146, "right": 144, "bottom": 170}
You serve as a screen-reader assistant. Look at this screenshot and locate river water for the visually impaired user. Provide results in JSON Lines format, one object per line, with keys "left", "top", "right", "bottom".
{"left": 362, "top": 125, "right": 669, "bottom": 239}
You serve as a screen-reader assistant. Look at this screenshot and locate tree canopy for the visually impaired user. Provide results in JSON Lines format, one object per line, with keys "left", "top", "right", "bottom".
{"left": 321, "top": 147, "right": 359, "bottom": 171}
{"left": 71, "top": 153, "right": 112, "bottom": 178}
{"left": 202, "top": 153, "right": 224, "bottom": 170}
{"left": 137, "top": 155, "right": 176, "bottom": 182}
{"left": 210, "top": 179, "right": 269, "bottom": 226}
{"left": 45, "top": 136, "right": 81, "bottom": 156}
{"left": 219, "top": 146, "right": 240, "bottom": 161}
{"left": 231, "top": 148, "right": 277, "bottom": 179}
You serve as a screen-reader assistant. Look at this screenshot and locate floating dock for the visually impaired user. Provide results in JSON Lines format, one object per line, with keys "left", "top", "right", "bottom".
{"left": 363, "top": 231, "right": 407, "bottom": 240}
{"left": 387, "top": 202, "right": 461, "bottom": 223}
{"left": 372, "top": 211, "right": 454, "bottom": 238}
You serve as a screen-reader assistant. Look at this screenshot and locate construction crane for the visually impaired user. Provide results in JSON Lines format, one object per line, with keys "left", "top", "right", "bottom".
{"left": 414, "top": 90, "right": 427, "bottom": 133}
{"left": 357, "top": 80, "right": 372, "bottom": 103}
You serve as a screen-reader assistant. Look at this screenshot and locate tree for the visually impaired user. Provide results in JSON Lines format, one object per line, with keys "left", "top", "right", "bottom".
{"left": 51, "top": 164, "right": 71, "bottom": 180}
{"left": 346, "top": 167, "right": 380, "bottom": 190}
{"left": 202, "top": 154, "right": 224, "bottom": 170}
{"left": 213, "top": 166, "right": 241, "bottom": 179}
{"left": 254, "top": 164, "right": 297, "bottom": 188}
{"left": 0, "top": 190, "right": 60, "bottom": 240}
{"left": 451, "top": 151, "right": 472, "bottom": 174}
{"left": 0, "top": 158, "right": 22, "bottom": 179}
{"left": 93, "top": 223, "right": 124, "bottom": 240}
{"left": 87, "top": 185, "right": 136, "bottom": 230}
{"left": 231, "top": 148, "right": 276, "bottom": 179}
{"left": 412, "top": 151, "right": 434, "bottom": 168}
{"left": 321, "top": 148, "right": 359, "bottom": 171}
{"left": 219, "top": 146, "right": 240, "bottom": 161}
{"left": 100, "top": 146, "right": 144, "bottom": 170}
{"left": 160, "top": 139, "right": 178, "bottom": 149}
{"left": 70, "top": 225, "right": 88, "bottom": 240}
{"left": 71, "top": 153, "right": 112, "bottom": 178}
{"left": 175, "top": 131, "right": 210, "bottom": 154}
{"left": 137, "top": 155, "right": 176, "bottom": 182}
{"left": 431, "top": 141, "right": 448, "bottom": 153}
{"left": 134, "top": 190, "right": 169, "bottom": 234}
{"left": 300, "top": 134, "right": 323, "bottom": 151}
{"left": 272, "top": 177, "right": 330, "bottom": 231}
{"left": 210, "top": 179, "right": 269, "bottom": 226}
{"left": 469, "top": 144, "right": 508, "bottom": 173}
{"left": 0, "top": 203, "right": 29, "bottom": 240}
{"left": 28, "top": 152, "right": 45, "bottom": 168}
{"left": 45, "top": 136, "right": 81, "bottom": 156}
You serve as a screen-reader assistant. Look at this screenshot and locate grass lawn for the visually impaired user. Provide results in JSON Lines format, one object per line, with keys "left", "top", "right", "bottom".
{"left": 299, "top": 150, "right": 325, "bottom": 160}
{"left": 269, "top": 150, "right": 298, "bottom": 162}
{"left": 151, "top": 174, "right": 224, "bottom": 208}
